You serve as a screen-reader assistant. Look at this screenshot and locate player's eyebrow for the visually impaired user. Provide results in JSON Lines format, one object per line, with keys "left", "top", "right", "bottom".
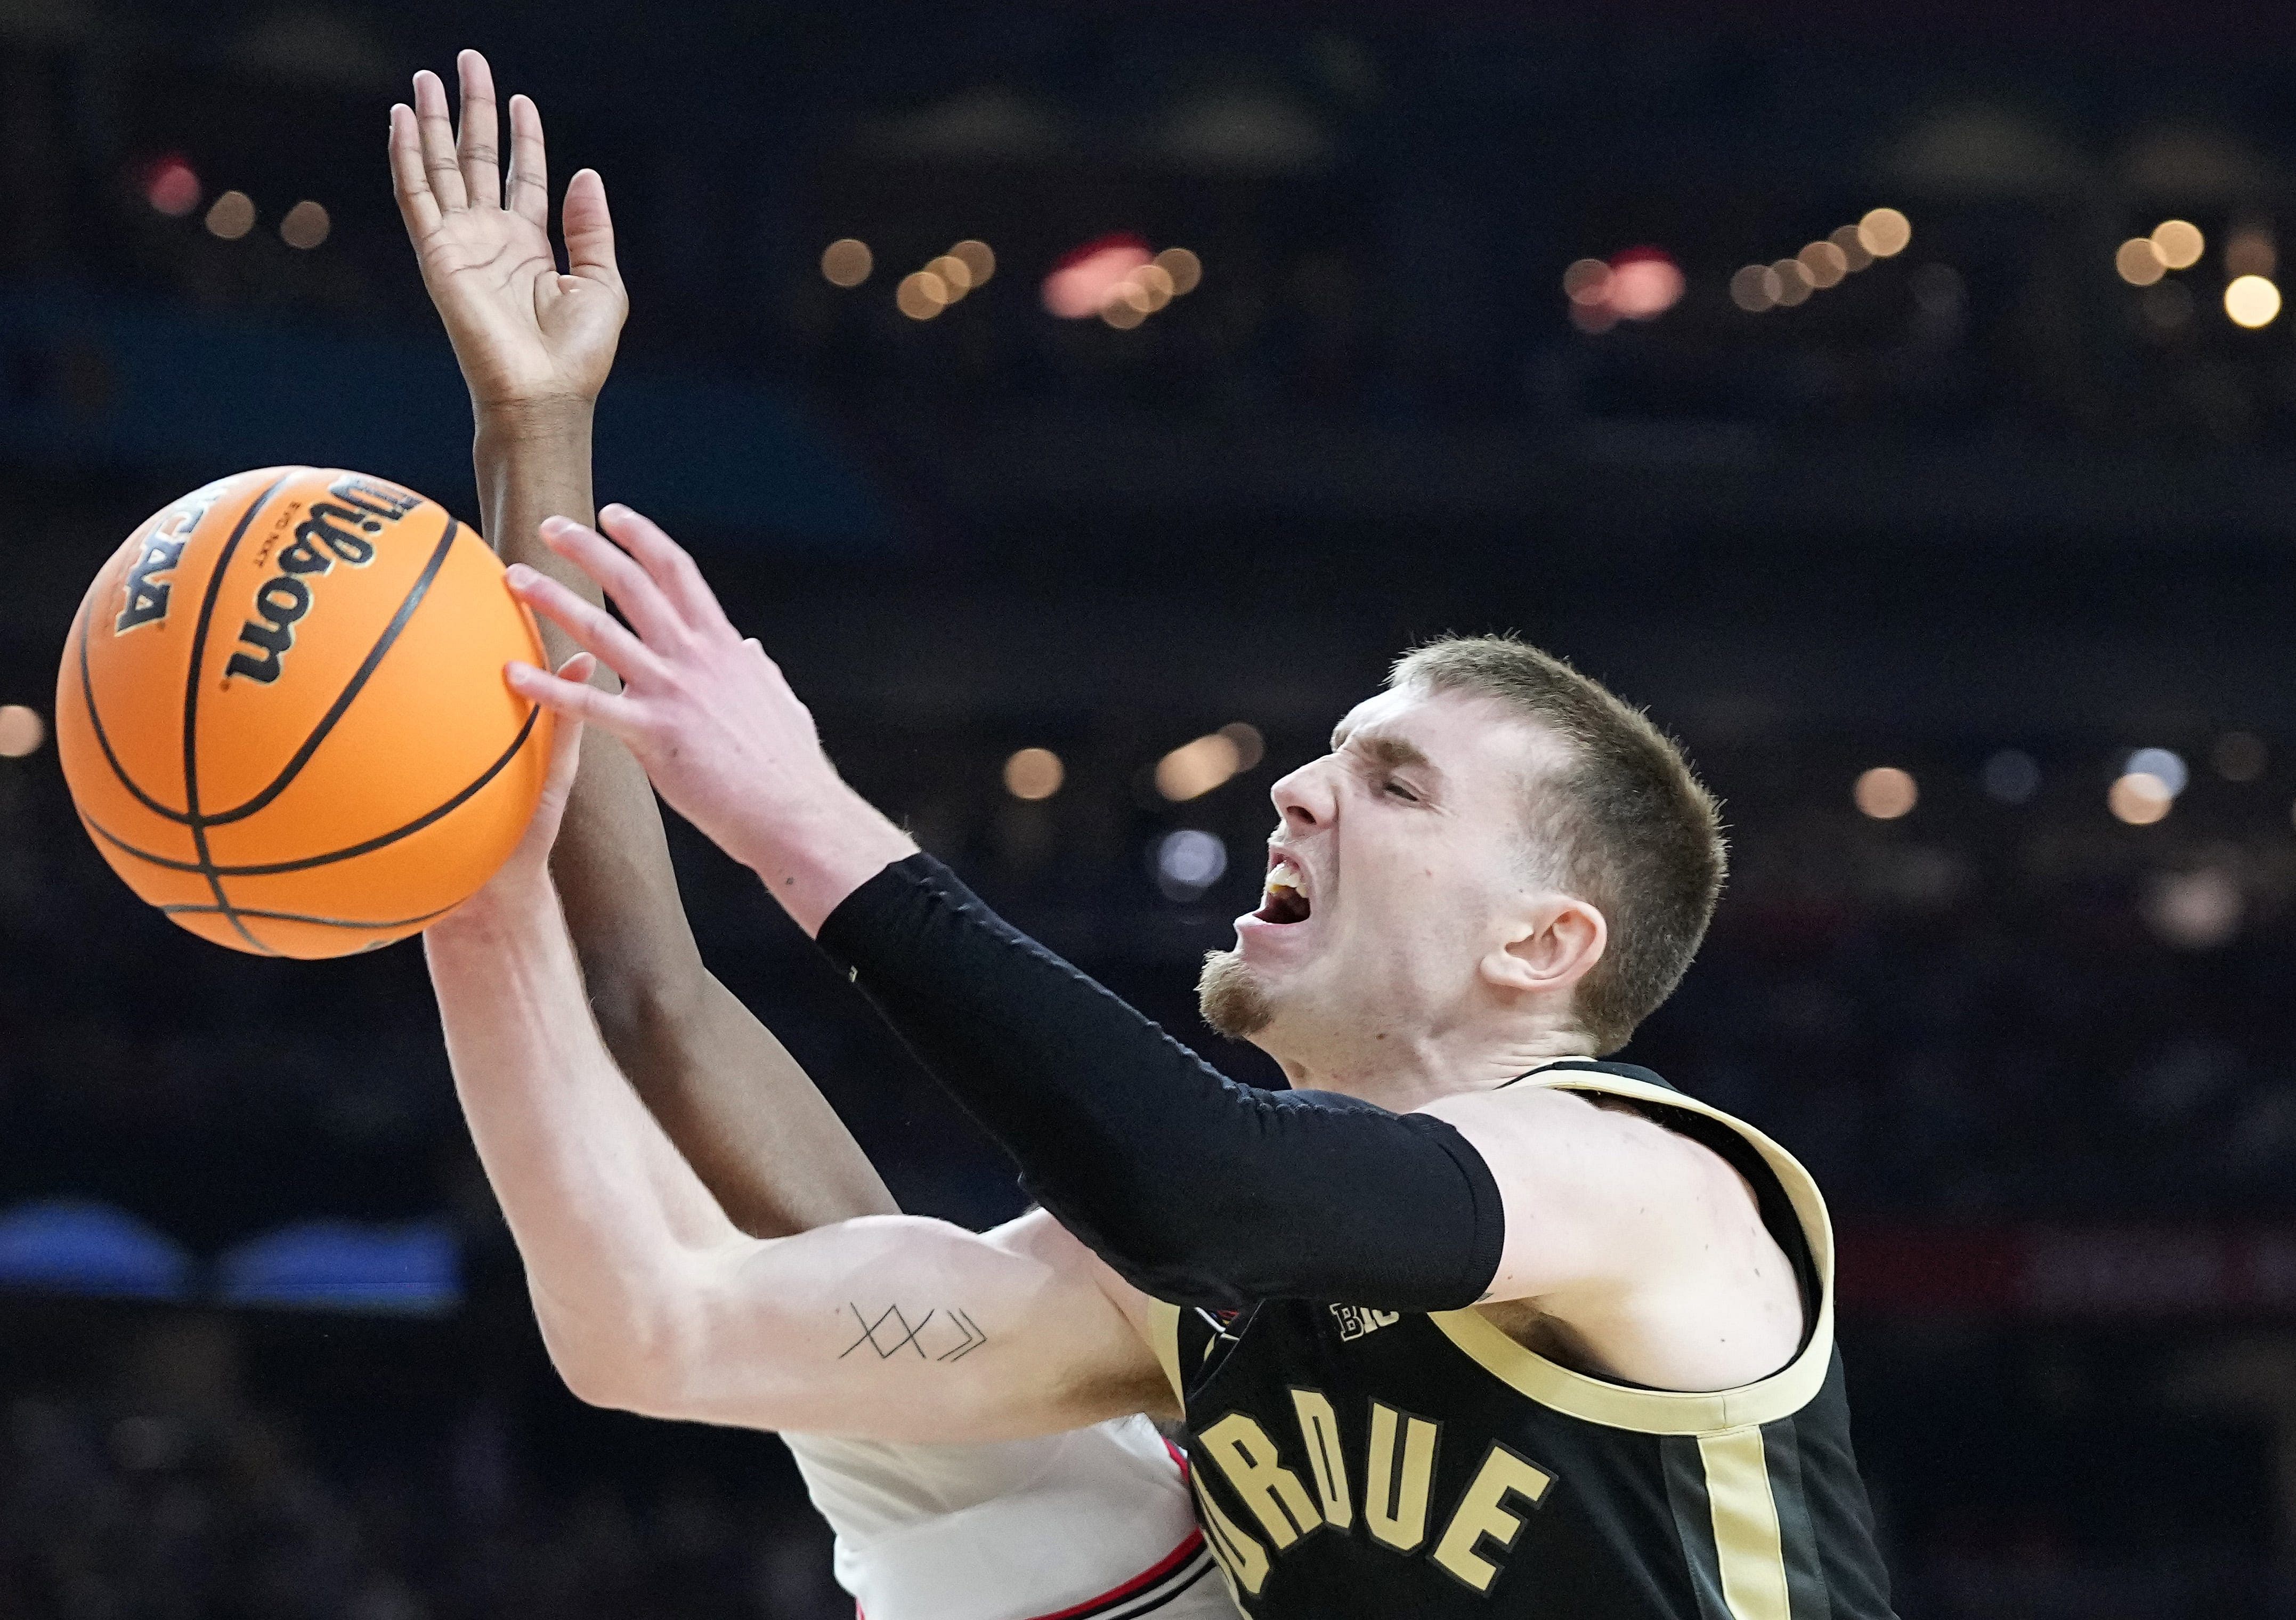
{"left": 1349, "top": 731, "right": 1439, "bottom": 776}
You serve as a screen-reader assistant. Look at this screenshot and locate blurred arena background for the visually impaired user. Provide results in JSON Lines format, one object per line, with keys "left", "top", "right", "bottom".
{"left": 11, "top": 0, "right": 2296, "bottom": 1614}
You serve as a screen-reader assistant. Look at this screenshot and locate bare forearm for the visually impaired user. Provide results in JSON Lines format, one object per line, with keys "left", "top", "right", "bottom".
{"left": 473, "top": 420, "right": 895, "bottom": 1234}
{"left": 425, "top": 887, "right": 732, "bottom": 1357}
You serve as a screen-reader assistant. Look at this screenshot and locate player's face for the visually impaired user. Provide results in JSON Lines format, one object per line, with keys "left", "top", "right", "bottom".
{"left": 1201, "top": 685, "right": 1577, "bottom": 1067}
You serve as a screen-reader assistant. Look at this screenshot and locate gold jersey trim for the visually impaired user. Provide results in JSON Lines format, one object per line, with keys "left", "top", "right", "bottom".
{"left": 1427, "top": 1067, "right": 1837, "bottom": 1437}
{"left": 1149, "top": 1299, "right": 1187, "bottom": 1407}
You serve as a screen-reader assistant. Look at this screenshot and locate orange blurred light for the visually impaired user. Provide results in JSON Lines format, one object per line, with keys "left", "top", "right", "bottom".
{"left": 1154, "top": 247, "right": 1202, "bottom": 295}
{"left": 1562, "top": 258, "right": 1613, "bottom": 306}
{"left": 2151, "top": 219, "right": 2205, "bottom": 271}
{"left": 1854, "top": 767, "right": 1918, "bottom": 820}
{"left": 821, "top": 238, "right": 873, "bottom": 287}
{"left": 1771, "top": 258, "right": 1814, "bottom": 307}
{"left": 1857, "top": 208, "right": 1911, "bottom": 258}
{"left": 2115, "top": 237, "right": 2167, "bottom": 287}
{"left": 2110, "top": 772, "right": 2173, "bottom": 825}
{"left": 1829, "top": 224, "right": 1874, "bottom": 272}
{"left": 0, "top": 704, "right": 44, "bottom": 759}
{"left": 1799, "top": 240, "right": 1849, "bottom": 288}
{"left": 1730, "top": 264, "right": 1781, "bottom": 312}
{"left": 1003, "top": 748, "right": 1065, "bottom": 800}
{"left": 897, "top": 271, "right": 951, "bottom": 320}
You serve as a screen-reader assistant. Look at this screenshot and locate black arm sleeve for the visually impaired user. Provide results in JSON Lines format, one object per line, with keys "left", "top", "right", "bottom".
{"left": 817, "top": 853, "right": 1505, "bottom": 1312}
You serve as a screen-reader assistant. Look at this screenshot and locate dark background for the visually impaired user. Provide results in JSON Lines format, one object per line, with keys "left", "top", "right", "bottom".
{"left": 9, "top": 2, "right": 2296, "bottom": 1614}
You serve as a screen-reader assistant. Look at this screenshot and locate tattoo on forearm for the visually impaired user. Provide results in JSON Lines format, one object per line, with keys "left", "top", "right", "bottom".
{"left": 839, "top": 1303, "right": 989, "bottom": 1362}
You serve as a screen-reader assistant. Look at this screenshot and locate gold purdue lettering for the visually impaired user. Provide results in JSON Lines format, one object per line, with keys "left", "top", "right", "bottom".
{"left": 1288, "top": 1389, "right": 1354, "bottom": 1529}
{"left": 1199, "top": 1413, "right": 1323, "bottom": 1548}
{"left": 1364, "top": 1401, "right": 1440, "bottom": 1553}
{"left": 1191, "top": 1468, "right": 1270, "bottom": 1597}
{"left": 1431, "top": 1442, "right": 1554, "bottom": 1593}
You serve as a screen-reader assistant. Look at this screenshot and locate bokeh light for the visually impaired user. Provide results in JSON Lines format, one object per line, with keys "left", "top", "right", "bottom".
{"left": 1154, "top": 247, "right": 1203, "bottom": 295}
{"left": 1771, "top": 258, "right": 1814, "bottom": 307}
{"left": 2226, "top": 274, "right": 2282, "bottom": 329}
{"left": 2124, "top": 748, "right": 2188, "bottom": 798}
{"left": 896, "top": 271, "right": 950, "bottom": 320}
{"left": 1218, "top": 723, "right": 1265, "bottom": 771}
{"left": 1044, "top": 237, "right": 1154, "bottom": 319}
{"left": 1155, "top": 830, "right": 1229, "bottom": 900}
{"left": 1607, "top": 253, "right": 1685, "bottom": 319}
{"left": 205, "top": 191, "right": 255, "bottom": 240}
{"left": 950, "top": 240, "right": 996, "bottom": 287}
{"left": 1828, "top": 224, "right": 1874, "bottom": 272}
{"left": 2226, "top": 226, "right": 2277, "bottom": 279}
{"left": 2109, "top": 772, "right": 2174, "bottom": 824}
{"left": 1730, "top": 264, "right": 1782, "bottom": 312}
{"left": 821, "top": 238, "right": 873, "bottom": 287}
{"left": 142, "top": 156, "right": 200, "bottom": 217}
{"left": 2115, "top": 237, "right": 2167, "bottom": 287}
{"left": 0, "top": 704, "right": 45, "bottom": 758}
{"left": 1799, "top": 240, "right": 1849, "bottom": 288}
{"left": 927, "top": 254, "right": 975, "bottom": 296}
{"left": 1854, "top": 766, "right": 1918, "bottom": 820}
{"left": 2151, "top": 219, "right": 2205, "bottom": 271}
{"left": 1002, "top": 748, "right": 1065, "bottom": 801}
{"left": 1156, "top": 734, "right": 1245, "bottom": 800}
{"left": 1562, "top": 258, "right": 1612, "bottom": 306}
{"left": 279, "top": 201, "right": 329, "bottom": 250}
{"left": 1857, "top": 207, "right": 1912, "bottom": 258}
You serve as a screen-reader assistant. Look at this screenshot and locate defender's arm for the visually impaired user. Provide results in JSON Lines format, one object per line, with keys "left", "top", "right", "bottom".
{"left": 392, "top": 52, "right": 891, "bottom": 1234}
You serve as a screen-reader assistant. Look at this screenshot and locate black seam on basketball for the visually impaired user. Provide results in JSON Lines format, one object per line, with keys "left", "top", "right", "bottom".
{"left": 158, "top": 903, "right": 455, "bottom": 930}
{"left": 76, "top": 702, "right": 541, "bottom": 876}
{"left": 181, "top": 473, "right": 299, "bottom": 956}
{"left": 77, "top": 577, "right": 192, "bottom": 824}
{"left": 205, "top": 517, "right": 461, "bottom": 826}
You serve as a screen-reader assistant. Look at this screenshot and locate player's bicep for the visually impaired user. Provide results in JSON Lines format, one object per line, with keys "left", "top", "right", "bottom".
{"left": 648, "top": 1210, "right": 1172, "bottom": 1443}
{"left": 1424, "top": 1089, "right": 1718, "bottom": 1304}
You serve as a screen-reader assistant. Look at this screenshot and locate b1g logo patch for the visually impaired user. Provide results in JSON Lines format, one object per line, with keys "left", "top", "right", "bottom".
{"left": 1330, "top": 1303, "right": 1400, "bottom": 1342}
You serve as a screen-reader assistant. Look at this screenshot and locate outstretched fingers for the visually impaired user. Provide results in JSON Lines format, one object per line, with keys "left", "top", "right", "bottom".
{"left": 597, "top": 505, "right": 734, "bottom": 635}
{"left": 505, "top": 93, "right": 550, "bottom": 231}
{"left": 506, "top": 564, "right": 668, "bottom": 686}
{"left": 455, "top": 50, "right": 503, "bottom": 209}
{"left": 386, "top": 103, "right": 441, "bottom": 237}
{"left": 505, "top": 658, "right": 637, "bottom": 735}
{"left": 410, "top": 69, "right": 468, "bottom": 213}
{"left": 536, "top": 517, "right": 683, "bottom": 644}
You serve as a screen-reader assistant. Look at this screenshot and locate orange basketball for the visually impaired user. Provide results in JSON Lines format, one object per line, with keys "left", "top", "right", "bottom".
{"left": 54, "top": 466, "right": 553, "bottom": 958}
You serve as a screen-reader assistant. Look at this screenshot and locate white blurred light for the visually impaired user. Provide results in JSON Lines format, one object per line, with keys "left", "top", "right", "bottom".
{"left": 2227, "top": 274, "right": 2282, "bottom": 329}
{"left": 1982, "top": 749, "right": 2041, "bottom": 805}
{"left": 1157, "top": 734, "right": 1245, "bottom": 801}
{"left": 1854, "top": 767, "right": 1918, "bottom": 820}
{"left": 1043, "top": 238, "right": 1155, "bottom": 319}
{"left": 1857, "top": 207, "right": 1912, "bottom": 258}
{"left": 1003, "top": 747, "right": 1064, "bottom": 801}
{"left": 2151, "top": 219, "right": 2205, "bottom": 271}
{"left": 1156, "top": 829, "right": 1228, "bottom": 898}
{"left": 2110, "top": 773, "right": 2174, "bottom": 825}
{"left": 2143, "top": 868, "right": 2243, "bottom": 950}
{"left": 2125, "top": 747, "right": 2189, "bottom": 798}
{"left": 0, "top": 704, "right": 44, "bottom": 758}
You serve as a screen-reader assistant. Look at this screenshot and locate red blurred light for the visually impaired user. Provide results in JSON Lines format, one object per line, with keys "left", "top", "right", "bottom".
{"left": 1043, "top": 233, "right": 1154, "bottom": 319}
{"left": 1605, "top": 247, "right": 1684, "bottom": 320}
{"left": 142, "top": 155, "right": 201, "bottom": 217}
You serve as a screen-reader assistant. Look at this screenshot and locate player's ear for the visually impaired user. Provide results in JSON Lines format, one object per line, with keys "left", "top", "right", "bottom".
{"left": 1482, "top": 895, "right": 1607, "bottom": 997}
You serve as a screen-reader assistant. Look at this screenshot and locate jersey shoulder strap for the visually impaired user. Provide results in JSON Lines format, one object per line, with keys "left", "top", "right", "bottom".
{"left": 1427, "top": 1056, "right": 1840, "bottom": 1436}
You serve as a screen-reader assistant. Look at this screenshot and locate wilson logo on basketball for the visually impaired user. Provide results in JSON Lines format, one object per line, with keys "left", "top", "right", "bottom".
{"left": 225, "top": 476, "right": 425, "bottom": 685}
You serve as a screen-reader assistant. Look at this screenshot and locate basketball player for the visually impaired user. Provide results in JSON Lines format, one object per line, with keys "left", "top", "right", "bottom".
{"left": 393, "top": 55, "right": 1224, "bottom": 1620}
{"left": 415, "top": 57, "right": 1900, "bottom": 1620}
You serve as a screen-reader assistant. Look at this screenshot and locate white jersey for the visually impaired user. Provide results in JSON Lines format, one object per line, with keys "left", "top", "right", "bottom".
{"left": 783, "top": 1416, "right": 1237, "bottom": 1620}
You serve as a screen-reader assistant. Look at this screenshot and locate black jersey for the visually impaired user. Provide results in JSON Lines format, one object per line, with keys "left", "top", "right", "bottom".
{"left": 1147, "top": 1059, "right": 1896, "bottom": 1619}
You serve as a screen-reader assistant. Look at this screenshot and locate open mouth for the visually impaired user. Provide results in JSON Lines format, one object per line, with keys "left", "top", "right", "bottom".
{"left": 1254, "top": 856, "right": 1313, "bottom": 925}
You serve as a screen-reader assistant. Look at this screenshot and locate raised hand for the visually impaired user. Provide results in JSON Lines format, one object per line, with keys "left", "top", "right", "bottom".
{"left": 388, "top": 51, "right": 626, "bottom": 413}
{"left": 500, "top": 506, "right": 916, "bottom": 934}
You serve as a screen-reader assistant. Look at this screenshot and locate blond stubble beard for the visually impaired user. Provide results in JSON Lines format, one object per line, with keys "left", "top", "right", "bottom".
{"left": 1197, "top": 948, "right": 1276, "bottom": 1039}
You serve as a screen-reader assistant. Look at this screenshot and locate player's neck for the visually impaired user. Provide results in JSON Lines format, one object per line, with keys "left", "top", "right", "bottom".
{"left": 1265, "top": 1020, "right": 1595, "bottom": 1111}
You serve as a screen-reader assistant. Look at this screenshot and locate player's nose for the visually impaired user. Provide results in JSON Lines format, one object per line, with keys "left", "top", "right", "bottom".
{"left": 1270, "top": 757, "right": 1335, "bottom": 831}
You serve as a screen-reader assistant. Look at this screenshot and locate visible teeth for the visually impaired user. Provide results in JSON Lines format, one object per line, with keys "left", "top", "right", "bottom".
{"left": 1266, "top": 862, "right": 1303, "bottom": 897}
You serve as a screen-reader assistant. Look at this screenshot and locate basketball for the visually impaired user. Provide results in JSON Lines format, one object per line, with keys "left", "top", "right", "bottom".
{"left": 53, "top": 466, "right": 553, "bottom": 958}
